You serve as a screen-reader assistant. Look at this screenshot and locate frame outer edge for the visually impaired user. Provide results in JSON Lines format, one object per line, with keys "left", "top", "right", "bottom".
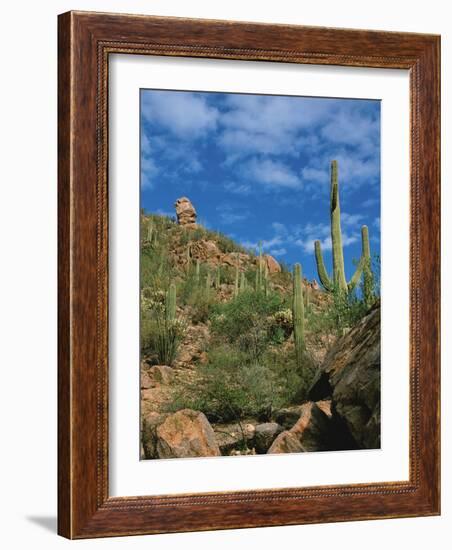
{"left": 57, "top": 10, "right": 441, "bottom": 538}
{"left": 57, "top": 11, "right": 73, "bottom": 539}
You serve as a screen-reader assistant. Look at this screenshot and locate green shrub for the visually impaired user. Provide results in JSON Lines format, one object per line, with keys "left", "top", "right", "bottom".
{"left": 210, "top": 289, "right": 287, "bottom": 361}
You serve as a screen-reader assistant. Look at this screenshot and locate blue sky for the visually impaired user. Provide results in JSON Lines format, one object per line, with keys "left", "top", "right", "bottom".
{"left": 140, "top": 89, "right": 380, "bottom": 283}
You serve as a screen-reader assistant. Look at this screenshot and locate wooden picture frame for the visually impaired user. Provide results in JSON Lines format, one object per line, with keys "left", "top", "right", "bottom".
{"left": 58, "top": 11, "right": 440, "bottom": 539}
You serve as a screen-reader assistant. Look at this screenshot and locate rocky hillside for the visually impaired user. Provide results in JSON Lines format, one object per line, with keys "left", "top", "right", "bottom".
{"left": 140, "top": 197, "right": 380, "bottom": 459}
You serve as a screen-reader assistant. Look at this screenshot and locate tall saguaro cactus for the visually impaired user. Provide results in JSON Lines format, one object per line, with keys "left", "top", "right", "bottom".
{"left": 258, "top": 241, "right": 263, "bottom": 291}
{"left": 240, "top": 271, "right": 246, "bottom": 292}
{"left": 195, "top": 259, "right": 200, "bottom": 285}
{"left": 292, "top": 263, "right": 305, "bottom": 367}
{"left": 361, "top": 225, "right": 374, "bottom": 305}
{"left": 166, "top": 283, "right": 177, "bottom": 322}
{"left": 314, "top": 160, "right": 369, "bottom": 294}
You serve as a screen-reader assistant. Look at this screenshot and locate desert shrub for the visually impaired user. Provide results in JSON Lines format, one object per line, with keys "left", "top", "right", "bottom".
{"left": 168, "top": 345, "right": 289, "bottom": 422}
{"left": 140, "top": 289, "right": 186, "bottom": 365}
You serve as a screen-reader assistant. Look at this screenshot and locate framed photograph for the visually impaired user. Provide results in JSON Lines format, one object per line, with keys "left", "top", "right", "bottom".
{"left": 58, "top": 11, "right": 440, "bottom": 538}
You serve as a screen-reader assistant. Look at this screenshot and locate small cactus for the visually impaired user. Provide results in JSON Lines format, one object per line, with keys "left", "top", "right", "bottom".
{"left": 292, "top": 263, "right": 305, "bottom": 368}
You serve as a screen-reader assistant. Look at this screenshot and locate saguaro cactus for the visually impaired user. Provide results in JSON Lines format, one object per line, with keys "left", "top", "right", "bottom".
{"left": 166, "top": 283, "right": 177, "bottom": 322}
{"left": 234, "top": 263, "right": 239, "bottom": 298}
{"left": 215, "top": 266, "right": 221, "bottom": 289}
{"left": 292, "top": 263, "right": 305, "bottom": 367}
{"left": 195, "top": 259, "right": 200, "bottom": 285}
{"left": 206, "top": 271, "right": 211, "bottom": 292}
{"left": 258, "top": 241, "right": 263, "bottom": 291}
{"left": 240, "top": 271, "right": 246, "bottom": 292}
{"left": 147, "top": 219, "right": 154, "bottom": 243}
{"left": 361, "top": 225, "right": 374, "bottom": 305}
{"left": 314, "top": 160, "right": 369, "bottom": 294}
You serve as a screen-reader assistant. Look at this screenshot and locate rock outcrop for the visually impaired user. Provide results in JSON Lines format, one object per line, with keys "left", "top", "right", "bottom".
{"left": 268, "top": 401, "right": 333, "bottom": 454}
{"left": 154, "top": 409, "right": 221, "bottom": 459}
{"left": 264, "top": 254, "right": 281, "bottom": 274}
{"left": 254, "top": 422, "right": 283, "bottom": 453}
{"left": 309, "top": 301, "right": 381, "bottom": 449}
{"left": 175, "top": 197, "right": 197, "bottom": 227}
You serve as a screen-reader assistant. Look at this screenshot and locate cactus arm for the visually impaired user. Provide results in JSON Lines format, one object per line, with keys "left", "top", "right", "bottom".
{"left": 314, "top": 240, "right": 333, "bottom": 292}
{"left": 347, "top": 256, "right": 364, "bottom": 293}
{"left": 293, "top": 263, "right": 305, "bottom": 367}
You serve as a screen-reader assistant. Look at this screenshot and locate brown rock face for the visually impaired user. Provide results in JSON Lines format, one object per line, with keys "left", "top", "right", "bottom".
{"left": 264, "top": 254, "right": 281, "bottom": 273}
{"left": 254, "top": 422, "right": 283, "bottom": 453}
{"left": 175, "top": 197, "right": 197, "bottom": 227}
{"left": 155, "top": 409, "right": 221, "bottom": 459}
{"left": 268, "top": 401, "right": 333, "bottom": 454}
{"left": 309, "top": 301, "right": 381, "bottom": 449}
{"left": 148, "top": 365, "right": 174, "bottom": 385}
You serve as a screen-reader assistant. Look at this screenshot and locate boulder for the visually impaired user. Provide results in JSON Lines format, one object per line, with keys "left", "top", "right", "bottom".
{"left": 140, "top": 371, "right": 153, "bottom": 389}
{"left": 213, "top": 422, "right": 255, "bottom": 455}
{"left": 141, "top": 412, "right": 168, "bottom": 459}
{"left": 175, "top": 197, "right": 197, "bottom": 227}
{"left": 155, "top": 409, "right": 221, "bottom": 458}
{"left": 264, "top": 254, "right": 281, "bottom": 274}
{"left": 254, "top": 422, "right": 283, "bottom": 453}
{"left": 267, "top": 431, "right": 306, "bottom": 454}
{"left": 274, "top": 406, "right": 306, "bottom": 430}
{"left": 267, "top": 401, "right": 334, "bottom": 454}
{"left": 148, "top": 365, "right": 174, "bottom": 385}
{"left": 189, "top": 239, "right": 221, "bottom": 262}
{"left": 309, "top": 301, "right": 381, "bottom": 449}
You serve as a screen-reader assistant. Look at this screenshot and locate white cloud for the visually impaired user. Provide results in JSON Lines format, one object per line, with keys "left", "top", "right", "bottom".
{"left": 243, "top": 158, "right": 301, "bottom": 190}
{"left": 140, "top": 157, "right": 158, "bottom": 189}
{"left": 142, "top": 91, "right": 219, "bottom": 138}
{"left": 294, "top": 220, "right": 359, "bottom": 253}
{"left": 269, "top": 247, "right": 287, "bottom": 257}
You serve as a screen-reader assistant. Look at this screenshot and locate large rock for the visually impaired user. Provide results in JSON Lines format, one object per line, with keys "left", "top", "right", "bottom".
{"left": 264, "top": 254, "right": 281, "bottom": 274}
{"left": 254, "top": 422, "right": 283, "bottom": 453}
{"left": 267, "top": 431, "right": 305, "bottom": 454}
{"left": 148, "top": 365, "right": 174, "bottom": 385}
{"left": 213, "top": 422, "right": 255, "bottom": 455}
{"left": 175, "top": 197, "right": 197, "bottom": 227}
{"left": 155, "top": 409, "right": 221, "bottom": 459}
{"left": 309, "top": 301, "right": 381, "bottom": 449}
{"left": 141, "top": 412, "right": 168, "bottom": 459}
{"left": 268, "top": 401, "right": 333, "bottom": 454}
{"left": 189, "top": 240, "right": 221, "bottom": 263}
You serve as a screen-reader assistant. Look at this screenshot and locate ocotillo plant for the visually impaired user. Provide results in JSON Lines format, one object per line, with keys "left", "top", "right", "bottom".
{"left": 166, "top": 283, "right": 177, "bottom": 322}
{"left": 314, "top": 160, "right": 369, "bottom": 294}
{"left": 292, "top": 263, "right": 305, "bottom": 368}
